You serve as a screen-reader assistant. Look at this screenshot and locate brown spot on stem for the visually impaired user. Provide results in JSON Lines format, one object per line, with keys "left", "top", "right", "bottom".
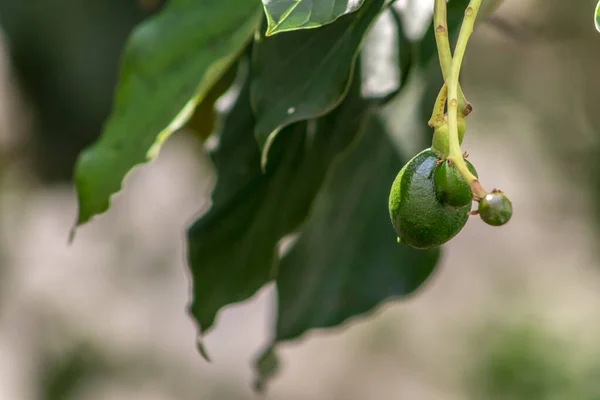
{"left": 463, "top": 103, "right": 473, "bottom": 116}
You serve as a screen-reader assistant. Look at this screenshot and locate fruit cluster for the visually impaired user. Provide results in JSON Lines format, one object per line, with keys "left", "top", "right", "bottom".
{"left": 388, "top": 121, "right": 512, "bottom": 249}
{"left": 388, "top": 0, "right": 513, "bottom": 249}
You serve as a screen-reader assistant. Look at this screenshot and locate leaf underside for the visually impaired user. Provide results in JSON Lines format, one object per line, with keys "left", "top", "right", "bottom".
{"left": 275, "top": 117, "right": 441, "bottom": 342}
{"left": 261, "top": 0, "right": 366, "bottom": 36}
{"left": 253, "top": 116, "right": 441, "bottom": 391}
{"left": 73, "top": 0, "right": 262, "bottom": 227}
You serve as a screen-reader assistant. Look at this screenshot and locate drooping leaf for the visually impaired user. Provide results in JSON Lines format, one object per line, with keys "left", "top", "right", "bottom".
{"left": 261, "top": 0, "right": 366, "bottom": 36}
{"left": 187, "top": 61, "right": 370, "bottom": 353}
{"left": 73, "top": 0, "right": 262, "bottom": 227}
{"left": 254, "top": 116, "right": 441, "bottom": 390}
{"left": 251, "top": 0, "right": 384, "bottom": 167}
{"left": 596, "top": 1, "right": 600, "bottom": 32}
{"left": 253, "top": 346, "right": 279, "bottom": 392}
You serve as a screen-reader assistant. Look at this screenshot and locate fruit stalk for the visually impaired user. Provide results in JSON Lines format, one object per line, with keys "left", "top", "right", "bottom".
{"left": 445, "top": 0, "right": 487, "bottom": 198}
{"left": 433, "top": 0, "right": 469, "bottom": 113}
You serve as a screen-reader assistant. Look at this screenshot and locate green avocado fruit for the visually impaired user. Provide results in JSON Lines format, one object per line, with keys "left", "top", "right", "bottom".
{"left": 388, "top": 149, "right": 476, "bottom": 249}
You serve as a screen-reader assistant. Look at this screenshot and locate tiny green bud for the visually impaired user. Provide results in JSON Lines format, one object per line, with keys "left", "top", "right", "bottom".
{"left": 478, "top": 191, "right": 513, "bottom": 226}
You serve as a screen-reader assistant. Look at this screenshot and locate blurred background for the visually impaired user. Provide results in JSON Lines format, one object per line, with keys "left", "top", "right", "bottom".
{"left": 0, "top": 0, "right": 600, "bottom": 399}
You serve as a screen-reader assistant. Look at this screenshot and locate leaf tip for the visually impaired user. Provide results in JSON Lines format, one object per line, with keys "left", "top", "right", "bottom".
{"left": 73, "top": 146, "right": 117, "bottom": 227}
{"left": 253, "top": 345, "right": 280, "bottom": 393}
{"left": 263, "top": 9, "right": 279, "bottom": 37}
{"left": 197, "top": 338, "right": 212, "bottom": 362}
{"left": 264, "top": 25, "right": 287, "bottom": 36}
{"left": 68, "top": 225, "right": 77, "bottom": 245}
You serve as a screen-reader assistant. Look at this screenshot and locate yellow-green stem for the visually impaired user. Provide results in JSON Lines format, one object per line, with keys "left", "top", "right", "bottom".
{"left": 446, "top": 0, "right": 487, "bottom": 198}
{"left": 434, "top": 0, "right": 469, "bottom": 113}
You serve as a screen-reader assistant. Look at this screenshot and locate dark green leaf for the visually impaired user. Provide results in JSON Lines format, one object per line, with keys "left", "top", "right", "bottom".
{"left": 253, "top": 346, "right": 279, "bottom": 392}
{"left": 254, "top": 116, "right": 441, "bottom": 390}
{"left": 261, "top": 0, "right": 366, "bottom": 36}
{"left": 251, "top": 0, "right": 384, "bottom": 167}
{"left": 73, "top": 0, "right": 262, "bottom": 227}
{"left": 187, "top": 62, "right": 370, "bottom": 352}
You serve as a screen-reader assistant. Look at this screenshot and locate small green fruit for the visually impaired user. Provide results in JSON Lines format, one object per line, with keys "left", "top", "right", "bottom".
{"left": 431, "top": 123, "right": 450, "bottom": 157}
{"left": 388, "top": 149, "right": 475, "bottom": 249}
{"left": 478, "top": 191, "right": 513, "bottom": 226}
{"left": 434, "top": 159, "right": 477, "bottom": 207}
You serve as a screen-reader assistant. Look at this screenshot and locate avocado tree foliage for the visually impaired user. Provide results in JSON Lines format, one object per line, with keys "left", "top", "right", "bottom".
{"left": 71, "top": 0, "right": 512, "bottom": 391}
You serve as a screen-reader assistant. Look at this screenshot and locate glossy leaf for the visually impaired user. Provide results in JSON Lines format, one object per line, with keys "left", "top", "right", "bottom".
{"left": 251, "top": 0, "right": 384, "bottom": 167}
{"left": 261, "top": 0, "right": 366, "bottom": 36}
{"left": 73, "top": 0, "right": 262, "bottom": 226}
{"left": 254, "top": 116, "right": 441, "bottom": 391}
{"left": 187, "top": 63, "right": 370, "bottom": 354}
